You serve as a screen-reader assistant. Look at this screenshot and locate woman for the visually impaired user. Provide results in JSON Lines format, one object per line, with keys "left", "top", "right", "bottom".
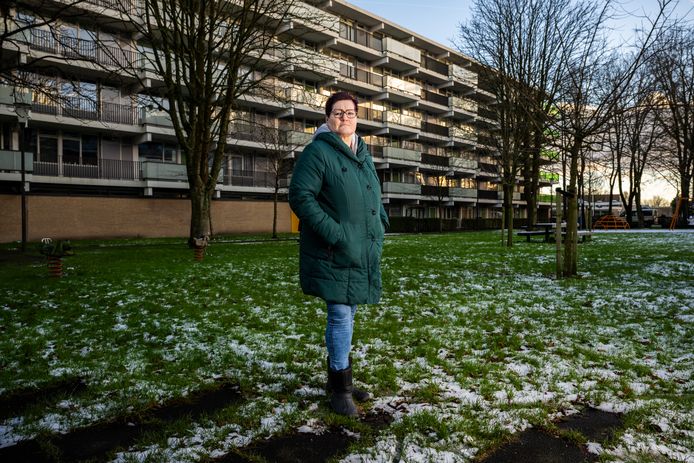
{"left": 288, "top": 92, "right": 388, "bottom": 416}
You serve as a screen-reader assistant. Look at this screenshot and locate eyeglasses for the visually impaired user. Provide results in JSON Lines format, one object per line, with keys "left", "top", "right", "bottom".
{"left": 330, "top": 110, "right": 357, "bottom": 119}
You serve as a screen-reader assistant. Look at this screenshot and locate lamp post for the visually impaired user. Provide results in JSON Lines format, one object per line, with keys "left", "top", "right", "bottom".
{"left": 15, "top": 102, "right": 31, "bottom": 253}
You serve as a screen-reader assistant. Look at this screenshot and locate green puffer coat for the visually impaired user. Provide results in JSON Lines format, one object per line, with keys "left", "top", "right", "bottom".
{"left": 288, "top": 131, "right": 388, "bottom": 305}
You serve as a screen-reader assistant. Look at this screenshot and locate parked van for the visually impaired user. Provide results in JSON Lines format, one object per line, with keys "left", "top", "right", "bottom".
{"left": 620, "top": 208, "right": 657, "bottom": 227}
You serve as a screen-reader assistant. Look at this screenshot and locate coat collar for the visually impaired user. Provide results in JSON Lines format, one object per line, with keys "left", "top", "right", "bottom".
{"left": 314, "top": 131, "right": 367, "bottom": 164}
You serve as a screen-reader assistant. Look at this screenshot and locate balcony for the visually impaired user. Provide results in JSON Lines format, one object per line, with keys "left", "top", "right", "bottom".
{"left": 474, "top": 106, "right": 498, "bottom": 128}
{"left": 421, "top": 184, "right": 448, "bottom": 197}
{"left": 83, "top": 0, "right": 137, "bottom": 16}
{"left": 282, "top": 131, "right": 313, "bottom": 147}
{"left": 420, "top": 153, "right": 449, "bottom": 168}
{"left": 142, "top": 161, "right": 188, "bottom": 182}
{"left": 377, "top": 76, "right": 421, "bottom": 103}
{"left": 449, "top": 157, "right": 478, "bottom": 177}
{"left": 357, "top": 106, "right": 385, "bottom": 131}
{"left": 440, "top": 64, "right": 478, "bottom": 93}
{"left": 0, "top": 150, "right": 34, "bottom": 172}
{"left": 420, "top": 121, "right": 449, "bottom": 143}
{"left": 332, "top": 23, "right": 382, "bottom": 61}
{"left": 335, "top": 63, "right": 384, "bottom": 95}
{"left": 280, "top": 2, "right": 340, "bottom": 42}
{"left": 450, "top": 187, "right": 477, "bottom": 199}
{"left": 446, "top": 96, "right": 477, "bottom": 121}
{"left": 478, "top": 190, "right": 499, "bottom": 200}
{"left": 32, "top": 98, "right": 139, "bottom": 125}
{"left": 284, "top": 46, "right": 340, "bottom": 81}
{"left": 379, "top": 111, "right": 421, "bottom": 136}
{"left": 221, "top": 169, "right": 275, "bottom": 188}
{"left": 32, "top": 157, "right": 142, "bottom": 181}
{"left": 23, "top": 29, "right": 138, "bottom": 70}
{"left": 375, "top": 37, "right": 420, "bottom": 72}
{"left": 282, "top": 87, "right": 327, "bottom": 120}
{"left": 0, "top": 85, "right": 32, "bottom": 107}
{"left": 382, "top": 181, "right": 421, "bottom": 196}
{"left": 415, "top": 56, "right": 449, "bottom": 86}
{"left": 449, "top": 126, "right": 477, "bottom": 148}
{"left": 140, "top": 107, "right": 173, "bottom": 127}
{"left": 381, "top": 146, "right": 420, "bottom": 167}
{"left": 417, "top": 89, "right": 449, "bottom": 113}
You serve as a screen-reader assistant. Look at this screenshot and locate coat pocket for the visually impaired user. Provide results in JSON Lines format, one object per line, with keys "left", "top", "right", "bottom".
{"left": 332, "top": 236, "right": 361, "bottom": 267}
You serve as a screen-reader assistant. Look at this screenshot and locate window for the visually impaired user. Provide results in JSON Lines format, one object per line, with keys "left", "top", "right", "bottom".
{"left": 1, "top": 124, "right": 10, "bottom": 150}
{"left": 39, "top": 134, "right": 58, "bottom": 163}
{"left": 63, "top": 133, "right": 97, "bottom": 165}
{"left": 139, "top": 142, "right": 176, "bottom": 162}
{"left": 231, "top": 154, "right": 254, "bottom": 176}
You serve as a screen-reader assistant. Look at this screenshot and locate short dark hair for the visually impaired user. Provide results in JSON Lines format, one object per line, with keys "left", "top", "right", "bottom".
{"left": 325, "top": 92, "right": 358, "bottom": 117}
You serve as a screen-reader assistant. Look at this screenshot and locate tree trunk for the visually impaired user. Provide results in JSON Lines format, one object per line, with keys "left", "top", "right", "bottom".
{"left": 189, "top": 186, "right": 212, "bottom": 247}
{"left": 563, "top": 144, "right": 580, "bottom": 277}
{"left": 272, "top": 181, "right": 279, "bottom": 239}
{"left": 503, "top": 182, "right": 514, "bottom": 246}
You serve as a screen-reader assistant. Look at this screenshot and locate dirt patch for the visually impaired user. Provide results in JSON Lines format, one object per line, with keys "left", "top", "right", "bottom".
{"left": 557, "top": 407, "right": 623, "bottom": 441}
{"left": 0, "top": 381, "right": 242, "bottom": 463}
{"left": 478, "top": 428, "right": 595, "bottom": 463}
{"left": 477, "top": 408, "right": 623, "bottom": 463}
{"left": 216, "top": 411, "right": 394, "bottom": 463}
{"left": 0, "top": 377, "right": 87, "bottom": 421}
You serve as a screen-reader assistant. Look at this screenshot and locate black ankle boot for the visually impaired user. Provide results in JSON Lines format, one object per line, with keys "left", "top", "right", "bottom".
{"left": 326, "top": 357, "right": 371, "bottom": 402}
{"left": 327, "top": 365, "right": 358, "bottom": 416}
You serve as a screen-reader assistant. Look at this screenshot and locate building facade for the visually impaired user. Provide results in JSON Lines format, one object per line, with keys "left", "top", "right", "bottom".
{"left": 0, "top": 0, "right": 555, "bottom": 242}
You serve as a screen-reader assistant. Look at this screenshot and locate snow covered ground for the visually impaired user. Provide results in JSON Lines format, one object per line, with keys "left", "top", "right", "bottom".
{"left": 0, "top": 231, "right": 692, "bottom": 462}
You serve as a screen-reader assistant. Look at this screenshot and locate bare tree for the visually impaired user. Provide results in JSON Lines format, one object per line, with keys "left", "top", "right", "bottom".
{"left": 103, "top": 0, "right": 334, "bottom": 246}
{"left": 650, "top": 25, "right": 694, "bottom": 226}
{"left": 553, "top": 0, "right": 669, "bottom": 276}
{"left": 458, "top": 0, "right": 589, "bottom": 246}
{"left": 604, "top": 63, "right": 661, "bottom": 227}
{"left": 256, "top": 121, "right": 309, "bottom": 239}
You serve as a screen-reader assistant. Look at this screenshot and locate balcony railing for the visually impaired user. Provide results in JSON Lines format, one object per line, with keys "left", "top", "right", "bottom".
{"left": 358, "top": 106, "right": 384, "bottom": 123}
{"left": 26, "top": 29, "right": 138, "bottom": 67}
{"left": 32, "top": 157, "right": 142, "bottom": 180}
{"left": 478, "top": 190, "right": 499, "bottom": 200}
{"left": 339, "top": 63, "right": 384, "bottom": 87}
{"left": 382, "top": 182, "right": 421, "bottom": 195}
{"left": 339, "top": 23, "right": 382, "bottom": 51}
{"left": 0, "top": 150, "right": 34, "bottom": 172}
{"left": 421, "top": 153, "right": 449, "bottom": 167}
{"left": 383, "top": 111, "right": 420, "bottom": 128}
{"left": 384, "top": 76, "right": 421, "bottom": 96}
{"left": 85, "top": 0, "right": 137, "bottom": 14}
{"left": 421, "top": 56, "right": 448, "bottom": 75}
{"left": 222, "top": 169, "right": 276, "bottom": 188}
{"left": 422, "top": 185, "right": 448, "bottom": 196}
{"left": 32, "top": 98, "right": 138, "bottom": 124}
{"left": 421, "top": 121, "right": 449, "bottom": 137}
{"left": 382, "top": 146, "right": 420, "bottom": 162}
{"left": 450, "top": 96, "right": 478, "bottom": 114}
{"left": 422, "top": 90, "right": 448, "bottom": 106}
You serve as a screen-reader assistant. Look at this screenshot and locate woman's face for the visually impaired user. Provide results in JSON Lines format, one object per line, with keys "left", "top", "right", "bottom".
{"left": 326, "top": 99, "right": 358, "bottom": 141}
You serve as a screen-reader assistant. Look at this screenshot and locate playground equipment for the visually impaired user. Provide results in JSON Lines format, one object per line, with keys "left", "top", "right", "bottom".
{"left": 593, "top": 214, "right": 630, "bottom": 230}
{"left": 669, "top": 196, "right": 693, "bottom": 230}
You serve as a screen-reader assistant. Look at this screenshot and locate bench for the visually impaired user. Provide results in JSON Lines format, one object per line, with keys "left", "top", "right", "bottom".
{"left": 517, "top": 229, "right": 593, "bottom": 243}
{"left": 517, "top": 230, "right": 549, "bottom": 242}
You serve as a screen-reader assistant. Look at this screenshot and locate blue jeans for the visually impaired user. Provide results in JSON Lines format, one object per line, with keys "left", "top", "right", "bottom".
{"left": 326, "top": 303, "right": 357, "bottom": 371}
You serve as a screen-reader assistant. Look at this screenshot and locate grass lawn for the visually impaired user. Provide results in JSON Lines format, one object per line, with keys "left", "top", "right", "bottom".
{"left": 0, "top": 231, "right": 692, "bottom": 462}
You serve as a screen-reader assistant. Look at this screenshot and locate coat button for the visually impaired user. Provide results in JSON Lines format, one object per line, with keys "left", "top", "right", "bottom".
{"left": 367, "top": 184, "right": 372, "bottom": 190}
{"left": 371, "top": 209, "right": 376, "bottom": 215}
{"left": 341, "top": 167, "right": 347, "bottom": 172}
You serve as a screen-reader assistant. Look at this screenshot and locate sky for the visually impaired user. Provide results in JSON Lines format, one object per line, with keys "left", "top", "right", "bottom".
{"left": 345, "top": 0, "right": 694, "bottom": 201}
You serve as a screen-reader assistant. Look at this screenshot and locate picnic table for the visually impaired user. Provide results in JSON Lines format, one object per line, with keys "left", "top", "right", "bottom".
{"left": 518, "top": 223, "right": 592, "bottom": 242}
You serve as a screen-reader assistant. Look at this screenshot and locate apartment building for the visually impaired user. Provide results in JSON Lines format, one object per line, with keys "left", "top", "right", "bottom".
{"left": 0, "top": 0, "right": 555, "bottom": 242}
